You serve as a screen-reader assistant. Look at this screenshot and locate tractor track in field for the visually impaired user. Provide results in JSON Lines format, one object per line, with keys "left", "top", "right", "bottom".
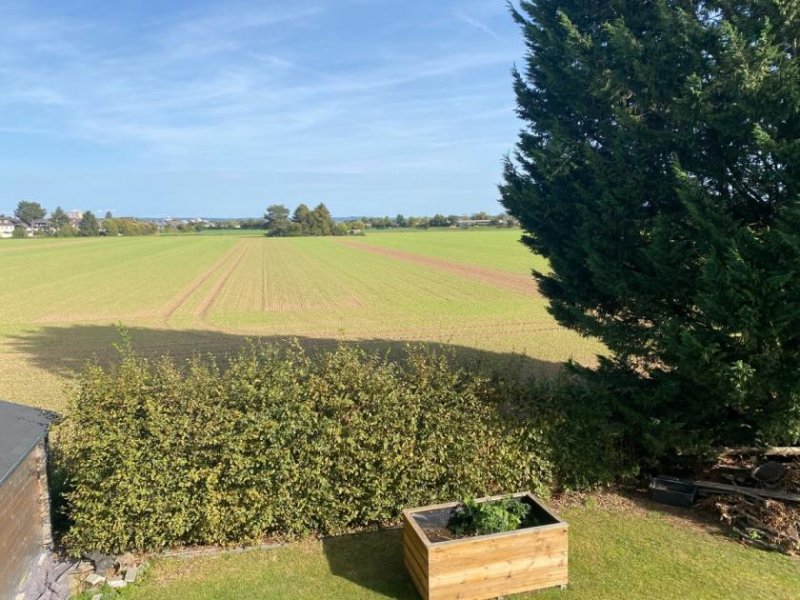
{"left": 193, "top": 242, "right": 251, "bottom": 320}
{"left": 260, "top": 241, "right": 268, "bottom": 312}
{"left": 157, "top": 242, "right": 245, "bottom": 320}
{"left": 336, "top": 240, "right": 541, "bottom": 296}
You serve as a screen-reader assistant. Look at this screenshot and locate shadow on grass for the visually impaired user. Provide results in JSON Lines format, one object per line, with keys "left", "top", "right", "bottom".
{"left": 7, "top": 324, "right": 565, "bottom": 382}
{"left": 322, "top": 529, "right": 420, "bottom": 600}
{"left": 618, "top": 489, "right": 731, "bottom": 539}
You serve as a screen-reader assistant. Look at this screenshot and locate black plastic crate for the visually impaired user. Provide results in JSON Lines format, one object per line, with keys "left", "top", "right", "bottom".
{"left": 649, "top": 476, "right": 697, "bottom": 508}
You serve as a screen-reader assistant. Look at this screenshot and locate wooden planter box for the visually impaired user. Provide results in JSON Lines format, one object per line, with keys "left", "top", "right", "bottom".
{"left": 402, "top": 492, "right": 568, "bottom": 600}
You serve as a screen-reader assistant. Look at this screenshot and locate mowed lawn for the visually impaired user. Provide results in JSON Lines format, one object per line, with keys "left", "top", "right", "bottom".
{"left": 102, "top": 497, "right": 800, "bottom": 600}
{"left": 0, "top": 230, "right": 601, "bottom": 411}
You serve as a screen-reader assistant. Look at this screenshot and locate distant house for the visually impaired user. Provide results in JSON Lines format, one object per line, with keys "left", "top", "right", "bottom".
{"left": 31, "top": 219, "right": 51, "bottom": 235}
{"left": 66, "top": 210, "right": 83, "bottom": 228}
{"left": 0, "top": 217, "right": 16, "bottom": 238}
{"left": 455, "top": 219, "right": 494, "bottom": 228}
{"left": 0, "top": 400, "right": 53, "bottom": 598}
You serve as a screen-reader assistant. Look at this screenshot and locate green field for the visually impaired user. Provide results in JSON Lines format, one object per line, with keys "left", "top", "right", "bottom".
{"left": 344, "top": 227, "right": 551, "bottom": 274}
{"left": 0, "top": 229, "right": 600, "bottom": 411}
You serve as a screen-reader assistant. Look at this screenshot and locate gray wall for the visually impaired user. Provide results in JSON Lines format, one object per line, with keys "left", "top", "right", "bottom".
{"left": 0, "top": 441, "right": 50, "bottom": 598}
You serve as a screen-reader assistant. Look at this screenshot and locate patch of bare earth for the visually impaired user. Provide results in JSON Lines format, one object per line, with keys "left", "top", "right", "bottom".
{"left": 337, "top": 240, "right": 541, "bottom": 296}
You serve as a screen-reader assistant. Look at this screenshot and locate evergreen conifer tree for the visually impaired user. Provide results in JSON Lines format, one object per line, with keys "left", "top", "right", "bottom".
{"left": 310, "top": 203, "right": 334, "bottom": 236}
{"left": 502, "top": 1, "right": 800, "bottom": 455}
{"left": 292, "top": 204, "right": 313, "bottom": 235}
{"left": 79, "top": 211, "right": 100, "bottom": 236}
{"left": 50, "top": 206, "right": 69, "bottom": 230}
{"left": 265, "top": 204, "right": 291, "bottom": 237}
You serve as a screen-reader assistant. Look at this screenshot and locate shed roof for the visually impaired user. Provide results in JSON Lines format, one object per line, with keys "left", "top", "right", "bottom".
{"left": 0, "top": 400, "right": 52, "bottom": 485}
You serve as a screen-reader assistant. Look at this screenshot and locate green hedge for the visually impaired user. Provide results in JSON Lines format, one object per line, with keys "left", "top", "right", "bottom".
{"left": 58, "top": 342, "right": 570, "bottom": 555}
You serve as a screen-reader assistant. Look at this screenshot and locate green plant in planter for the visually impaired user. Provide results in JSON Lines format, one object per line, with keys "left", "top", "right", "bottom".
{"left": 448, "top": 497, "right": 535, "bottom": 536}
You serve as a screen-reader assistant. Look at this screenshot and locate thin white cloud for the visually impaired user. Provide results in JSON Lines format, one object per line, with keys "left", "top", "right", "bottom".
{"left": 455, "top": 11, "right": 502, "bottom": 41}
{"left": 244, "top": 52, "right": 296, "bottom": 69}
{"left": 0, "top": 0, "right": 522, "bottom": 208}
{"left": 155, "top": 4, "right": 323, "bottom": 60}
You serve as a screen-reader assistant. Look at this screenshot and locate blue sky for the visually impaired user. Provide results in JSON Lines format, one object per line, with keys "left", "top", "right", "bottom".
{"left": 0, "top": 1, "right": 524, "bottom": 218}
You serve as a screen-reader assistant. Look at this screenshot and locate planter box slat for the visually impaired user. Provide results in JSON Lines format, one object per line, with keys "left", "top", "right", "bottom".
{"left": 404, "top": 556, "right": 429, "bottom": 596}
{"left": 430, "top": 544, "right": 566, "bottom": 584}
{"left": 429, "top": 529, "right": 564, "bottom": 565}
{"left": 432, "top": 569, "right": 567, "bottom": 600}
{"left": 429, "top": 551, "right": 566, "bottom": 589}
{"left": 403, "top": 492, "right": 568, "bottom": 600}
{"left": 403, "top": 540, "right": 429, "bottom": 593}
{"left": 404, "top": 538, "right": 428, "bottom": 571}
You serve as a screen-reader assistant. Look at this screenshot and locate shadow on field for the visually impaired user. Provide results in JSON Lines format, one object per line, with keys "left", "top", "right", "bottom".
{"left": 322, "top": 529, "right": 419, "bottom": 599}
{"left": 8, "top": 324, "right": 565, "bottom": 381}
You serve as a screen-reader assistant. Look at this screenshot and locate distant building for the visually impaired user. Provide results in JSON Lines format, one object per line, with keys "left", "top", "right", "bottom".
{"left": 31, "top": 219, "right": 51, "bottom": 235}
{"left": 66, "top": 211, "right": 83, "bottom": 228}
{"left": 0, "top": 217, "right": 16, "bottom": 238}
{"left": 455, "top": 219, "right": 494, "bottom": 228}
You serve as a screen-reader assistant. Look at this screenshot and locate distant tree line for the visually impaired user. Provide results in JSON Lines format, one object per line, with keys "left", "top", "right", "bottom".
{"left": 5, "top": 199, "right": 518, "bottom": 240}
{"left": 264, "top": 203, "right": 350, "bottom": 237}
{"left": 260, "top": 206, "right": 517, "bottom": 237}
{"left": 6, "top": 201, "right": 157, "bottom": 238}
{"left": 236, "top": 219, "right": 267, "bottom": 230}
{"left": 102, "top": 218, "right": 158, "bottom": 237}
{"left": 348, "top": 211, "right": 517, "bottom": 231}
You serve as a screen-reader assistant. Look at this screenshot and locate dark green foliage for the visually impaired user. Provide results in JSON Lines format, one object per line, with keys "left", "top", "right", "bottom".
{"left": 57, "top": 223, "right": 78, "bottom": 237}
{"left": 264, "top": 204, "right": 291, "bottom": 237}
{"left": 78, "top": 211, "right": 100, "bottom": 236}
{"left": 238, "top": 218, "right": 267, "bottom": 230}
{"left": 50, "top": 206, "right": 69, "bottom": 230}
{"left": 14, "top": 200, "right": 45, "bottom": 224}
{"left": 102, "top": 218, "right": 158, "bottom": 236}
{"left": 448, "top": 497, "right": 533, "bottom": 536}
{"left": 268, "top": 202, "right": 341, "bottom": 236}
{"left": 502, "top": 1, "right": 800, "bottom": 457}
{"left": 291, "top": 203, "right": 312, "bottom": 235}
{"left": 57, "top": 342, "right": 561, "bottom": 554}
{"left": 11, "top": 225, "right": 27, "bottom": 238}
{"left": 526, "top": 375, "right": 638, "bottom": 489}
{"left": 429, "top": 214, "right": 451, "bottom": 227}
{"left": 308, "top": 203, "right": 333, "bottom": 236}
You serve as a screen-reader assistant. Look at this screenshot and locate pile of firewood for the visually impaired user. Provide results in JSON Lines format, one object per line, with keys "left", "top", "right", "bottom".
{"left": 700, "top": 447, "right": 800, "bottom": 554}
